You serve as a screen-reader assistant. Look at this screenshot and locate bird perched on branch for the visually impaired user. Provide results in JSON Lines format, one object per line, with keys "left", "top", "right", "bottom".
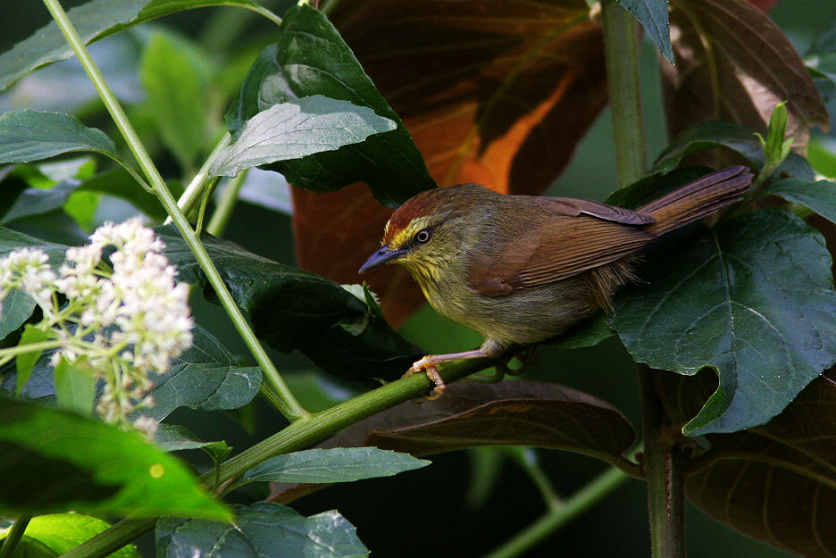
{"left": 360, "top": 166, "right": 753, "bottom": 397}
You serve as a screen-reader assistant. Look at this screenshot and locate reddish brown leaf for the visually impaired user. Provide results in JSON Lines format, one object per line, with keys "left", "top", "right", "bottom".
{"left": 664, "top": 0, "right": 828, "bottom": 151}
{"left": 292, "top": 1, "right": 608, "bottom": 325}
{"left": 323, "top": 380, "right": 637, "bottom": 467}
{"left": 655, "top": 369, "right": 836, "bottom": 557}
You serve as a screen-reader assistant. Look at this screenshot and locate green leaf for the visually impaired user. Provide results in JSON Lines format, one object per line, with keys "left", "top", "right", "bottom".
{"left": 0, "top": 513, "right": 140, "bottom": 558}
{"left": 140, "top": 31, "right": 210, "bottom": 171}
{"left": 227, "top": 5, "right": 435, "bottom": 207}
{"left": 63, "top": 191, "right": 100, "bottom": 232}
{"left": 0, "top": 182, "right": 79, "bottom": 225}
{"left": 614, "top": 210, "right": 836, "bottom": 435}
{"left": 618, "top": 0, "right": 674, "bottom": 63}
{"left": 241, "top": 448, "right": 429, "bottom": 485}
{"left": 0, "top": 398, "right": 231, "bottom": 520}
{"left": 808, "top": 135, "right": 836, "bottom": 178}
{"left": 76, "top": 168, "right": 166, "bottom": 221}
{"left": 53, "top": 358, "right": 96, "bottom": 415}
{"left": 767, "top": 178, "right": 836, "bottom": 223}
{"left": 154, "top": 424, "right": 232, "bottom": 462}
{"left": 212, "top": 96, "right": 396, "bottom": 177}
{"left": 16, "top": 325, "right": 51, "bottom": 396}
{"left": 146, "top": 326, "right": 261, "bottom": 421}
{"left": 653, "top": 121, "right": 764, "bottom": 174}
{"left": 156, "top": 502, "right": 369, "bottom": 558}
{"left": 0, "top": 111, "right": 116, "bottom": 165}
{"left": 553, "top": 314, "right": 614, "bottom": 350}
{"left": 158, "top": 227, "right": 421, "bottom": 381}
{"left": 0, "top": 0, "right": 266, "bottom": 91}
{"left": 0, "top": 290, "right": 36, "bottom": 341}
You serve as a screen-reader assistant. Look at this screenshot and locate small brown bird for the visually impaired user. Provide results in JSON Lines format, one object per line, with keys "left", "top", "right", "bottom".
{"left": 359, "top": 166, "right": 753, "bottom": 395}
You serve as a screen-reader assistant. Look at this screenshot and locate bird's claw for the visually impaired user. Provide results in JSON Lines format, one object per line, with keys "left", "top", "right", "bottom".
{"left": 406, "top": 357, "right": 446, "bottom": 399}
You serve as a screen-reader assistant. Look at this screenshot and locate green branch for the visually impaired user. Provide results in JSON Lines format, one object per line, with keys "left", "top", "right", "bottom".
{"left": 0, "top": 515, "right": 31, "bottom": 558}
{"left": 41, "top": 0, "right": 309, "bottom": 423}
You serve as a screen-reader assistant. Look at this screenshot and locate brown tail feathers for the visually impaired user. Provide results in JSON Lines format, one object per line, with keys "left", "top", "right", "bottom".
{"left": 640, "top": 166, "right": 753, "bottom": 236}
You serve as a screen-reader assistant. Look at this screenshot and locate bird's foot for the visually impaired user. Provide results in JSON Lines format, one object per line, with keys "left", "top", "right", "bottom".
{"left": 405, "top": 356, "right": 447, "bottom": 399}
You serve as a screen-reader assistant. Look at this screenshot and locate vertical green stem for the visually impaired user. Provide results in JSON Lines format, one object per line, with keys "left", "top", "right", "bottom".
{"left": 602, "top": 0, "right": 646, "bottom": 188}
{"left": 0, "top": 516, "right": 31, "bottom": 558}
{"left": 208, "top": 170, "right": 248, "bottom": 236}
{"left": 601, "top": 2, "right": 685, "bottom": 557}
{"left": 41, "top": 0, "right": 309, "bottom": 422}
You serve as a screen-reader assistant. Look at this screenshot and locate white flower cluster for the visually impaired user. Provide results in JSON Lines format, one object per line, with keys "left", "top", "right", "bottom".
{"left": 0, "top": 218, "right": 193, "bottom": 437}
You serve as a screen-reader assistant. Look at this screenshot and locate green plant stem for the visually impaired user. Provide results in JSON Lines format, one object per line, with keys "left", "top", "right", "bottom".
{"left": 0, "top": 340, "right": 62, "bottom": 359}
{"left": 207, "top": 170, "right": 248, "bottom": 236}
{"left": 0, "top": 515, "right": 31, "bottom": 558}
{"left": 639, "top": 367, "right": 686, "bottom": 557}
{"left": 42, "top": 0, "right": 309, "bottom": 423}
{"left": 170, "top": 131, "right": 231, "bottom": 224}
{"left": 601, "top": 2, "right": 685, "bottom": 557}
{"left": 59, "top": 357, "right": 496, "bottom": 558}
{"left": 602, "top": 0, "right": 646, "bottom": 188}
{"left": 483, "top": 467, "right": 630, "bottom": 558}
{"left": 506, "top": 448, "right": 563, "bottom": 510}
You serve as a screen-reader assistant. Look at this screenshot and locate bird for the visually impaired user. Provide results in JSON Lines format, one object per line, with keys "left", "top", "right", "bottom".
{"left": 359, "top": 166, "right": 753, "bottom": 396}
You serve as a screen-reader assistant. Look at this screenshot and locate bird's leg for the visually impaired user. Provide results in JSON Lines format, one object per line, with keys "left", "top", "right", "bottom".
{"left": 406, "top": 339, "right": 508, "bottom": 399}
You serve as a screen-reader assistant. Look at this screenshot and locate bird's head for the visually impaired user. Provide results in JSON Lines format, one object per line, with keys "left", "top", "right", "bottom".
{"left": 359, "top": 185, "right": 491, "bottom": 281}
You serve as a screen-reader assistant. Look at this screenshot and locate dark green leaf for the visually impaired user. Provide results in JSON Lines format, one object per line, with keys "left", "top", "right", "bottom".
{"left": 0, "top": 226, "right": 69, "bottom": 262}
{"left": 140, "top": 31, "right": 210, "bottom": 170}
{"left": 0, "top": 111, "right": 115, "bottom": 165}
{"left": 0, "top": 290, "right": 36, "bottom": 341}
{"left": 241, "top": 448, "right": 429, "bottom": 485}
{"left": 653, "top": 121, "right": 764, "bottom": 174}
{"left": 0, "top": 0, "right": 265, "bottom": 91}
{"left": 0, "top": 182, "right": 79, "bottom": 225}
{"left": 0, "top": 513, "right": 140, "bottom": 558}
{"left": 614, "top": 210, "right": 836, "bottom": 435}
{"left": 53, "top": 359, "right": 96, "bottom": 415}
{"left": 156, "top": 502, "right": 368, "bottom": 558}
{"left": 154, "top": 424, "right": 232, "bottom": 462}
{"left": 0, "top": 398, "right": 231, "bottom": 520}
{"left": 146, "top": 325, "right": 261, "bottom": 421}
{"left": 157, "top": 227, "right": 421, "bottom": 380}
{"left": 552, "top": 314, "right": 614, "bottom": 350}
{"left": 767, "top": 178, "right": 836, "bottom": 223}
{"left": 618, "top": 0, "right": 674, "bottom": 63}
{"left": 77, "top": 168, "right": 166, "bottom": 221}
{"left": 227, "top": 5, "right": 435, "bottom": 207}
{"left": 213, "top": 96, "right": 395, "bottom": 177}
{"left": 16, "top": 325, "right": 51, "bottom": 396}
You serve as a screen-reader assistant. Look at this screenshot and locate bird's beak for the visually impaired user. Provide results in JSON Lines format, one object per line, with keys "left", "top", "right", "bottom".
{"left": 359, "top": 245, "right": 407, "bottom": 274}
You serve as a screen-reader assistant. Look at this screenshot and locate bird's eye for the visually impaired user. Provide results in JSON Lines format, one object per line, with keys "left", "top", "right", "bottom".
{"left": 414, "top": 228, "right": 431, "bottom": 244}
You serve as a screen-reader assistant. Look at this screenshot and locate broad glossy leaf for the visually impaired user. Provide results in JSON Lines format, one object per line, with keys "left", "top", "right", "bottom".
{"left": 0, "top": 398, "right": 231, "bottom": 520}
{"left": 140, "top": 31, "right": 210, "bottom": 171}
{"left": 0, "top": 111, "right": 115, "bottom": 164}
{"left": 293, "top": 0, "right": 609, "bottom": 326}
{"left": 618, "top": 0, "right": 674, "bottom": 62}
{"left": 614, "top": 209, "right": 836, "bottom": 435}
{"left": 654, "top": 370, "right": 836, "bottom": 557}
{"left": 214, "top": 96, "right": 396, "bottom": 177}
{"left": 157, "top": 227, "right": 421, "bottom": 380}
{"left": 664, "top": 0, "right": 828, "bottom": 148}
{"left": 146, "top": 325, "right": 261, "bottom": 421}
{"left": 228, "top": 5, "right": 434, "bottom": 207}
{"left": 323, "top": 381, "right": 636, "bottom": 469}
{"left": 652, "top": 121, "right": 764, "bottom": 174}
{"left": 0, "top": 182, "right": 79, "bottom": 225}
{"left": 53, "top": 358, "right": 96, "bottom": 415}
{"left": 0, "top": 290, "right": 36, "bottom": 341}
{"left": 767, "top": 178, "right": 836, "bottom": 223}
{"left": 15, "top": 325, "right": 50, "bottom": 396}
{"left": 0, "top": 513, "right": 140, "bottom": 558}
{"left": 0, "top": 0, "right": 265, "bottom": 91}
{"left": 241, "top": 448, "right": 429, "bottom": 485}
{"left": 156, "top": 502, "right": 368, "bottom": 558}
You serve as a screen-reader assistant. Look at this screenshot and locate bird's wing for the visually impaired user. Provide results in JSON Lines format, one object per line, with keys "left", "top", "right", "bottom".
{"left": 468, "top": 214, "right": 655, "bottom": 297}
{"left": 541, "top": 197, "right": 655, "bottom": 225}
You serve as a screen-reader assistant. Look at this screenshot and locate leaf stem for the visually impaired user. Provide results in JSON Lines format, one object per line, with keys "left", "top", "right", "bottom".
{"left": 0, "top": 340, "right": 62, "bottom": 360}
{"left": 41, "top": 0, "right": 309, "bottom": 423}
{"left": 171, "top": 132, "right": 231, "bottom": 223}
{"left": 0, "top": 515, "right": 31, "bottom": 558}
{"left": 483, "top": 467, "right": 630, "bottom": 558}
{"left": 207, "top": 170, "right": 248, "bottom": 236}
